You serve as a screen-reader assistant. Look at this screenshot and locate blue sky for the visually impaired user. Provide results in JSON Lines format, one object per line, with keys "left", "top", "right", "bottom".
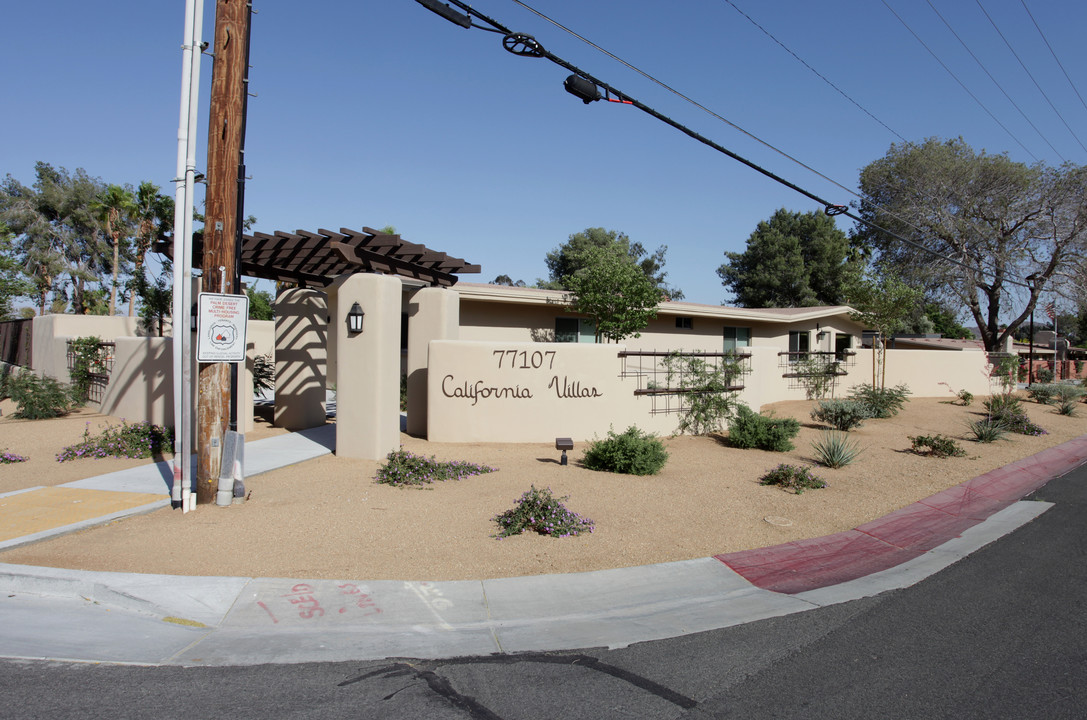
{"left": 4, "top": 0, "right": 1085, "bottom": 307}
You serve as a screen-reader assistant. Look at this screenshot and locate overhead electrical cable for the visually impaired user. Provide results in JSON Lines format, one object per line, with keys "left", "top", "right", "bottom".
{"left": 880, "top": 0, "right": 1039, "bottom": 162}
{"left": 975, "top": 0, "right": 1087, "bottom": 156}
{"left": 1019, "top": 0, "right": 1087, "bottom": 117}
{"left": 720, "top": 0, "right": 907, "bottom": 143}
{"left": 926, "top": 0, "right": 1065, "bottom": 161}
{"left": 414, "top": 0, "right": 1031, "bottom": 289}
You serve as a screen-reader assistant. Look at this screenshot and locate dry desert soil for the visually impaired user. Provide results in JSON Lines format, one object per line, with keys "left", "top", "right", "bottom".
{"left": 1, "top": 392, "right": 1085, "bottom": 581}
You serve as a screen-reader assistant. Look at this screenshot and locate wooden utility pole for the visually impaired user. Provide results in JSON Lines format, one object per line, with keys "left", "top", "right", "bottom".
{"left": 198, "top": 0, "right": 250, "bottom": 503}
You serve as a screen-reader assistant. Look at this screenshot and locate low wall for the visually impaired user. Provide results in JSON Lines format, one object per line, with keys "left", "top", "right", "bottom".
{"left": 99, "top": 337, "right": 174, "bottom": 425}
{"left": 427, "top": 341, "right": 998, "bottom": 443}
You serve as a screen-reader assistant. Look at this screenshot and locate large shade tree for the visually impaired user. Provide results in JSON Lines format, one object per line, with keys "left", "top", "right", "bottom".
{"left": 717, "top": 208, "right": 859, "bottom": 308}
{"left": 0, "top": 163, "right": 110, "bottom": 315}
{"left": 541, "top": 227, "right": 684, "bottom": 300}
{"left": 854, "top": 137, "right": 1087, "bottom": 352}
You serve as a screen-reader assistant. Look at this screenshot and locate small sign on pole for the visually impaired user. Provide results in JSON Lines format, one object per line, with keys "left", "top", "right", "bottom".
{"left": 196, "top": 292, "right": 250, "bottom": 363}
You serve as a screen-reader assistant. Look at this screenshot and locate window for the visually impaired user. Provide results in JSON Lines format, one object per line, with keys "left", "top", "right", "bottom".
{"left": 675, "top": 316, "right": 693, "bottom": 329}
{"left": 835, "top": 333, "right": 853, "bottom": 360}
{"left": 555, "top": 317, "right": 595, "bottom": 343}
{"left": 789, "top": 330, "right": 810, "bottom": 357}
{"left": 723, "top": 326, "right": 750, "bottom": 353}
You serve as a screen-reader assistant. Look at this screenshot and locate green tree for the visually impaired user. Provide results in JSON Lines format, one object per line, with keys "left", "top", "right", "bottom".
{"left": 845, "top": 271, "right": 922, "bottom": 388}
{"left": 565, "top": 244, "right": 665, "bottom": 343}
{"left": 129, "top": 182, "right": 173, "bottom": 316}
{"left": 717, "top": 208, "right": 858, "bottom": 308}
{"left": 0, "top": 163, "right": 109, "bottom": 315}
{"left": 492, "top": 274, "right": 527, "bottom": 287}
{"left": 0, "top": 224, "right": 32, "bottom": 319}
{"left": 131, "top": 267, "right": 172, "bottom": 337}
{"left": 91, "top": 184, "right": 136, "bottom": 316}
{"left": 247, "top": 286, "right": 274, "bottom": 321}
{"left": 541, "top": 227, "right": 684, "bottom": 300}
{"left": 854, "top": 137, "right": 1087, "bottom": 351}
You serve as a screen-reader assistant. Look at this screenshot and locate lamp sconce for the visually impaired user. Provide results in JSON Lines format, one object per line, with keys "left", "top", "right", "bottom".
{"left": 346, "top": 302, "right": 365, "bottom": 334}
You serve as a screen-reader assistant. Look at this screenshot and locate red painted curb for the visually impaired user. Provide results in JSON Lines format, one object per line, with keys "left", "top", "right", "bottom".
{"left": 715, "top": 434, "right": 1087, "bottom": 594}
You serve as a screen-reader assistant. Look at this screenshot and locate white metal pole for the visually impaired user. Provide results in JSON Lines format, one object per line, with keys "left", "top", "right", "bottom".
{"left": 182, "top": 0, "right": 204, "bottom": 513}
{"left": 172, "top": 0, "right": 197, "bottom": 508}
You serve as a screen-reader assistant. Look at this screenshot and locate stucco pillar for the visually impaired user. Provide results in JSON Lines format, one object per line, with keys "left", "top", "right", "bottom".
{"left": 273, "top": 288, "right": 328, "bottom": 430}
{"left": 332, "top": 273, "right": 402, "bottom": 459}
{"left": 406, "top": 286, "right": 459, "bottom": 437}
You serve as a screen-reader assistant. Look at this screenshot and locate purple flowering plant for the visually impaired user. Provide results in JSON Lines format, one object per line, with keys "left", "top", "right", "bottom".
{"left": 57, "top": 420, "right": 174, "bottom": 462}
{"left": 1, "top": 451, "right": 28, "bottom": 464}
{"left": 492, "top": 485, "right": 594, "bottom": 539}
{"left": 375, "top": 447, "right": 495, "bottom": 487}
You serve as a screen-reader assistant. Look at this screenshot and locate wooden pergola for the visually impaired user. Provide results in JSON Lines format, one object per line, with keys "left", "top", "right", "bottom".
{"left": 238, "top": 226, "right": 481, "bottom": 288}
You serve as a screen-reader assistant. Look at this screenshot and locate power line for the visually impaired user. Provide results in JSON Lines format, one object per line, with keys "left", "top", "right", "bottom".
{"left": 881, "top": 0, "right": 1038, "bottom": 162}
{"left": 975, "top": 0, "right": 1087, "bottom": 156}
{"left": 720, "top": 0, "right": 907, "bottom": 143}
{"left": 925, "top": 0, "right": 1065, "bottom": 162}
{"left": 415, "top": 0, "right": 1033, "bottom": 289}
{"left": 1019, "top": 0, "right": 1087, "bottom": 117}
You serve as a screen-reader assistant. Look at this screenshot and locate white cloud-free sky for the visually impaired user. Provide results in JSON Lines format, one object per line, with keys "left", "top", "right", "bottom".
{"left": 4, "top": 0, "right": 1085, "bottom": 306}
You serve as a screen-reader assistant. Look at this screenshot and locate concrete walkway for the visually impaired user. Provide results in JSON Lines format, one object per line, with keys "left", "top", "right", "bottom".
{"left": 0, "top": 428, "right": 1084, "bottom": 667}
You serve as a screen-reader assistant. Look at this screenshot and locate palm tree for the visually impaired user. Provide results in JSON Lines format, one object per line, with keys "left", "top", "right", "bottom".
{"left": 129, "top": 182, "right": 174, "bottom": 315}
{"left": 91, "top": 184, "right": 135, "bottom": 315}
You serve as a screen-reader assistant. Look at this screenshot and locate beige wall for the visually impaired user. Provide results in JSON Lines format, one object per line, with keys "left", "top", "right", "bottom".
{"left": 32, "top": 314, "right": 144, "bottom": 383}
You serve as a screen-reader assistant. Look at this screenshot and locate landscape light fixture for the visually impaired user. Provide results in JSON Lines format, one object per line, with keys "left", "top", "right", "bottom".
{"left": 347, "top": 302, "right": 365, "bottom": 334}
{"left": 563, "top": 74, "right": 601, "bottom": 104}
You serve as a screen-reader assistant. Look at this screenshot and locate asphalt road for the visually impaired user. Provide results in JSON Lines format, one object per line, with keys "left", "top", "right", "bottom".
{"left": 3, "top": 462, "right": 1085, "bottom": 719}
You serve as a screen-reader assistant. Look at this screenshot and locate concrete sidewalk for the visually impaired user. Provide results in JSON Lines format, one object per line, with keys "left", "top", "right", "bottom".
{"left": 0, "top": 429, "right": 1084, "bottom": 667}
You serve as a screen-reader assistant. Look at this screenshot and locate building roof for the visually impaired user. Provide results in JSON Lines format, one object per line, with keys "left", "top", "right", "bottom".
{"left": 453, "top": 282, "right": 859, "bottom": 324}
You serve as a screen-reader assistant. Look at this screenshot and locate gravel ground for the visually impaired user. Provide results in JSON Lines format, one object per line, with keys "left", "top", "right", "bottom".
{"left": 1, "top": 393, "right": 1085, "bottom": 581}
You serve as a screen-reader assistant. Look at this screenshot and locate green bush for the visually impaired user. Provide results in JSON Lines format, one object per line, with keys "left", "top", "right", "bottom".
{"left": 956, "top": 389, "right": 974, "bottom": 406}
{"left": 375, "top": 448, "right": 495, "bottom": 487}
{"left": 2, "top": 370, "right": 74, "bottom": 419}
{"left": 1053, "top": 383, "right": 1085, "bottom": 404}
{"left": 1056, "top": 399, "right": 1079, "bottom": 417}
{"left": 848, "top": 383, "right": 911, "bottom": 418}
{"left": 810, "top": 398, "right": 870, "bottom": 431}
{"left": 660, "top": 352, "right": 743, "bottom": 435}
{"left": 1034, "top": 367, "right": 1055, "bottom": 384}
{"left": 727, "top": 405, "right": 801, "bottom": 452}
{"left": 1026, "top": 384, "right": 1057, "bottom": 405}
{"left": 968, "top": 418, "right": 1006, "bottom": 443}
{"left": 67, "top": 336, "right": 104, "bottom": 403}
{"left": 582, "top": 426, "right": 669, "bottom": 475}
{"left": 909, "top": 434, "right": 966, "bottom": 458}
{"left": 759, "top": 464, "right": 827, "bottom": 494}
{"left": 811, "top": 431, "right": 863, "bottom": 468}
{"left": 492, "top": 485, "right": 594, "bottom": 538}
{"left": 57, "top": 420, "right": 174, "bottom": 462}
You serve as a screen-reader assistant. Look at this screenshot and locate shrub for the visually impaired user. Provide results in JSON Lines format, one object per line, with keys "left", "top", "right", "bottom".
{"left": 956, "top": 389, "right": 974, "bottom": 406}
{"left": 492, "top": 485, "right": 594, "bottom": 538}
{"left": 848, "top": 383, "right": 911, "bottom": 418}
{"left": 811, "top": 431, "right": 863, "bottom": 468}
{"left": 983, "top": 393, "right": 1022, "bottom": 416}
{"left": 1, "top": 451, "right": 28, "bottom": 464}
{"left": 984, "top": 396, "right": 1047, "bottom": 436}
{"left": 1056, "top": 399, "right": 1079, "bottom": 417}
{"left": 2, "top": 370, "right": 74, "bottom": 419}
{"left": 759, "top": 464, "right": 827, "bottom": 494}
{"left": 375, "top": 448, "right": 495, "bottom": 487}
{"left": 1026, "top": 384, "right": 1056, "bottom": 405}
{"left": 582, "top": 426, "right": 669, "bottom": 475}
{"left": 252, "top": 353, "right": 275, "bottom": 396}
{"left": 810, "top": 398, "right": 870, "bottom": 431}
{"left": 968, "top": 418, "right": 1006, "bottom": 443}
{"left": 909, "top": 434, "right": 966, "bottom": 458}
{"left": 793, "top": 355, "right": 840, "bottom": 400}
{"left": 57, "top": 420, "right": 174, "bottom": 462}
{"left": 1052, "top": 383, "right": 1085, "bottom": 404}
{"left": 727, "top": 405, "right": 801, "bottom": 452}
{"left": 1035, "top": 367, "right": 1055, "bottom": 384}
{"left": 67, "top": 336, "right": 105, "bottom": 403}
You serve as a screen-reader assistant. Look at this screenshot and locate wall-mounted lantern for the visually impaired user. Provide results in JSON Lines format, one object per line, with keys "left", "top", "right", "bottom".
{"left": 346, "top": 302, "right": 365, "bottom": 334}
